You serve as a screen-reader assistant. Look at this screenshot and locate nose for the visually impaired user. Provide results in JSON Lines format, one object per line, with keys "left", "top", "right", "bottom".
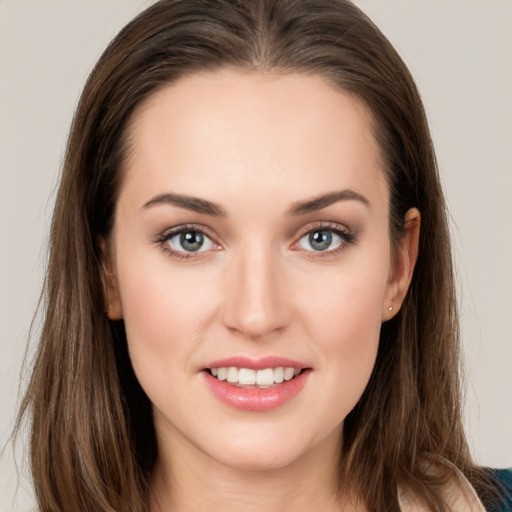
{"left": 222, "top": 244, "right": 290, "bottom": 341}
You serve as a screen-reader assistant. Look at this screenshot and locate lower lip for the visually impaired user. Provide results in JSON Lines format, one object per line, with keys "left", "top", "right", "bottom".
{"left": 202, "top": 370, "right": 310, "bottom": 412}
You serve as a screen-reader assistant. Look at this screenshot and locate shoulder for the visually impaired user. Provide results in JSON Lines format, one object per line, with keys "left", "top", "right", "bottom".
{"left": 399, "top": 467, "right": 512, "bottom": 512}
{"left": 480, "top": 468, "right": 512, "bottom": 512}
{"left": 399, "top": 471, "right": 485, "bottom": 512}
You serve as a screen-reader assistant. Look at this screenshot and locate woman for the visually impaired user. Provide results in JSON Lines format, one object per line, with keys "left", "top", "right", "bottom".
{"left": 15, "top": 0, "right": 512, "bottom": 511}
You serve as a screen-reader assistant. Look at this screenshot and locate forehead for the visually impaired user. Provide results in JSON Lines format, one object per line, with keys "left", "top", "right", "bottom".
{"left": 121, "top": 70, "right": 388, "bottom": 214}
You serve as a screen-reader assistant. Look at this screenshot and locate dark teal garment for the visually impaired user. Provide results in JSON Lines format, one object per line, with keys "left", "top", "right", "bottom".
{"left": 480, "top": 468, "right": 512, "bottom": 512}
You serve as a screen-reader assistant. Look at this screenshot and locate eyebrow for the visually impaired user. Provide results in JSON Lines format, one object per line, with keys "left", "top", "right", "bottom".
{"left": 142, "top": 189, "right": 369, "bottom": 217}
{"left": 142, "top": 193, "right": 226, "bottom": 216}
{"left": 287, "top": 189, "right": 371, "bottom": 215}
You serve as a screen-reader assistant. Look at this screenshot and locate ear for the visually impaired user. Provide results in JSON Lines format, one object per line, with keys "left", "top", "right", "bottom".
{"left": 382, "top": 208, "right": 420, "bottom": 321}
{"left": 99, "top": 238, "right": 123, "bottom": 321}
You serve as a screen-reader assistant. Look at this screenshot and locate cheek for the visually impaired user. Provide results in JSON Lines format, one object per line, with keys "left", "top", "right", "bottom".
{"left": 296, "top": 255, "right": 390, "bottom": 408}
{"left": 300, "top": 258, "right": 389, "bottom": 343}
{"left": 314, "top": 282, "right": 382, "bottom": 378}
{"left": 115, "top": 253, "right": 220, "bottom": 369}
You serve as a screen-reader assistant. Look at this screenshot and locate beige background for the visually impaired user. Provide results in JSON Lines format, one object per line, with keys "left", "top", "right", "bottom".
{"left": 1, "top": 1, "right": 511, "bottom": 509}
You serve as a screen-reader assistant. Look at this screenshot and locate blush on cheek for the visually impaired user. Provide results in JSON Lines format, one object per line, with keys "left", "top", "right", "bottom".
{"left": 312, "top": 278, "right": 384, "bottom": 333}
{"left": 309, "top": 280, "right": 383, "bottom": 383}
{"left": 118, "top": 284, "right": 183, "bottom": 372}
{"left": 120, "top": 266, "right": 218, "bottom": 357}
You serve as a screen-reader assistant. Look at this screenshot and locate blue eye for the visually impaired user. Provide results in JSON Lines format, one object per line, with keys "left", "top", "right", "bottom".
{"left": 166, "top": 230, "right": 215, "bottom": 253}
{"left": 297, "top": 229, "right": 344, "bottom": 252}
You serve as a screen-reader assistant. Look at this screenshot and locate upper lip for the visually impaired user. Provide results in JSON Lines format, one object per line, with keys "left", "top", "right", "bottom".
{"left": 204, "top": 355, "right": 309, "bottom": 371}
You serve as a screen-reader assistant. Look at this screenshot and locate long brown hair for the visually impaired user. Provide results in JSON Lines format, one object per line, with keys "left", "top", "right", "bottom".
{"left": 16, "top": 0, "right": 495, "bottom": 510}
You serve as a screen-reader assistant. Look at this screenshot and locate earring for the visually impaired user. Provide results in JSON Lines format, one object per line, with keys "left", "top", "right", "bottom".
{"left": 388, "top": 306, "right": 393, "bottom": 312}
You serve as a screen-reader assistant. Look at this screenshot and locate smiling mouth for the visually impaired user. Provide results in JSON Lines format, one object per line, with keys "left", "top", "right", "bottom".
{"left": 205, "top": 367, "right": 307, "bottom": 388}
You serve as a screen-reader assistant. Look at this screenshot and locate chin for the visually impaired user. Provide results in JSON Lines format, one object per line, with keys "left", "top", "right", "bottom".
{"left": 200, "top": 421, "right": 341, "bottom": 473}
{"left": 212, "top": 446, "right": 307, "bottom": 473}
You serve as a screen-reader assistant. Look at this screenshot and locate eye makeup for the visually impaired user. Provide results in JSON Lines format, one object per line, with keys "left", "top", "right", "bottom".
{"left": 151, "top": 219, "right": 358, "bottom": 263}
{"left": 152, "top": 223, "right": 222, "bottom": 261}
{"left": 291, "top": 221, "right": 358, "bottom": 259}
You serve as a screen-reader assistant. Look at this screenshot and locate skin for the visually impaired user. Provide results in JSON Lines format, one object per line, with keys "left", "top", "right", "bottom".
{"left": 105, "top": 70, "right": 420, "bottom": 512}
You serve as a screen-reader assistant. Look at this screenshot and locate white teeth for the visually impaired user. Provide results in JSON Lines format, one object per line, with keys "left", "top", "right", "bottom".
{"left": 238, "top": 368, "right": 256, "bottom": 385}
{"left": 256, "top": 368, "right": 274, "bottom": 386}
{"left": 284, "top": 367, "right": 295, "bottom": 381}
{"left": 209, "top": 366, "right": 302, "bottom": 386}
{"left": 274, "top": 367, "right": 284, "bottom": 383}
{"left": 226, "top": 367, "right": 238, "bottom": 383}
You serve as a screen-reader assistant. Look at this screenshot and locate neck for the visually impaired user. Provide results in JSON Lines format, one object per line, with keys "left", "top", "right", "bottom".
{"left": 148, "top": 428, "right": 360, "bottom": 512}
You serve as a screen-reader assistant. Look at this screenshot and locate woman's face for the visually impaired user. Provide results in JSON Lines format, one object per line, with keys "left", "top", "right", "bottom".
{"left": 107, "top": 70, "right": 415, "bottom": 472}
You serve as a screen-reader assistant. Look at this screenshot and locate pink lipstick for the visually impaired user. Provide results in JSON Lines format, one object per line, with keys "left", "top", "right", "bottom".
{"left": 201, "top": 356, "right": 311, "bottom": 412}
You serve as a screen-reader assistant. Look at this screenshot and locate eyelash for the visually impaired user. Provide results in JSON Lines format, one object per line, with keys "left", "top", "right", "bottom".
{"left": 154, "top": 222, "right": 357, "bottom": 261}
{"left": 154, "top": 224, "right": 220, "bottom": 261}
{"left": 293, "top": 222, "right": 357, "bottom": 258}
